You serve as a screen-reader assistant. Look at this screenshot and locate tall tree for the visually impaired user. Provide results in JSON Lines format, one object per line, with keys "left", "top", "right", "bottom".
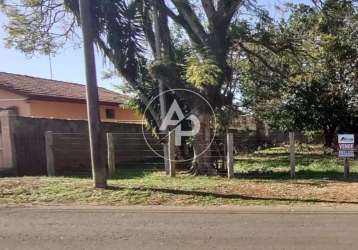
{"left": 0, "top": 0, "right": 263, "bottom": 175}
{"left": 236, "top": 0, "right": 358, "bottom": 147}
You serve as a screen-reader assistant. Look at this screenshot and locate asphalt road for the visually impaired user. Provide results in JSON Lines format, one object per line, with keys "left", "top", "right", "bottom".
{"left": 1, "top": 206, "right": 358, "bottom": 250}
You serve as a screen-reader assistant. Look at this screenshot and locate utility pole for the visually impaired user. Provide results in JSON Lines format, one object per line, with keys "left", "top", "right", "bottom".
{"left": 79, "top": 0, "right": 107, "bottom": 188}
{"left": 152, "top": 3, "right": 170, "bottom": 174}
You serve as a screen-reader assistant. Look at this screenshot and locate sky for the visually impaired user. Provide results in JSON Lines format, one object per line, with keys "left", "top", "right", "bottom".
{"left": 0, "top": 12, "right": 117, "bottom": 90}
{"left": 0, "top": 0, "right": 311, "bottom": 91}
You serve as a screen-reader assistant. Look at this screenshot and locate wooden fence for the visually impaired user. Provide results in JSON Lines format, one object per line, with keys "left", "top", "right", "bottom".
{"left": 46, "top": 131, "right": 163, "bottom": 176}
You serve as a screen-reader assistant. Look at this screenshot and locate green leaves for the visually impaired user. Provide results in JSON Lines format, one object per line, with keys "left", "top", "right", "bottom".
{"left": 237, "top": 1, "right": 358, "bottom": 137}
{"left": 185, "top": 56, "right": 222, "bottom": 88}
{"left": 1, "top": 0, "right": 78, "bottom": 56}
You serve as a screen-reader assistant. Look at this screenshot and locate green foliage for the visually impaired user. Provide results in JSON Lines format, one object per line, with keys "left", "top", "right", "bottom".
{"left": 185, "top": 56, "right": 222, "bottom": 88}
{"left": 0, "top": 0, "right": 78, "bottom": 55}
{"left": 64, "top": 0, "right": 147, "bottom": 86}
{"left": 127, "top": 96, "right": 159, "bottom": 134}
{"left": 237, "top": 1, "right": 358, "bottom": 140}
{"left": 0, "top": 0, "right": 294, "bottom": 134}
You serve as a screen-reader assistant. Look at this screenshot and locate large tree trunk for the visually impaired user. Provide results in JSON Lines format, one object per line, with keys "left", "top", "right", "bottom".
{"left": 190, "top": 111, "right": 217, "bottom": 176}
{"left": 323, "top": 126, "right": 336, "bottom": 148}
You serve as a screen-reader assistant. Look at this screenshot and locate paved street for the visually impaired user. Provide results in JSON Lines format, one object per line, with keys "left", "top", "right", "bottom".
{"left": 1, "top": 206, "right": 358, "bottom": 250}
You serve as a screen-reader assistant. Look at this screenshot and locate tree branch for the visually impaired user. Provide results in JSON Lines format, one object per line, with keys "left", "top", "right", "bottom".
{"left": 237, "top": 41, "right": 288, "bottom": 78}
{"left": 170, "top": 0, "right": 209, "bottom": 46}
{"left": 157, "top": 1, "right": 203, "bottom": 47}
{"left": 201, "top": 0, "right": 216, "bottom": 29}
{"left": 217, "top": 0, "right": 241, "bottom": 26}
{"left": 141, "top": 2, "right": 156, "bottom": 55}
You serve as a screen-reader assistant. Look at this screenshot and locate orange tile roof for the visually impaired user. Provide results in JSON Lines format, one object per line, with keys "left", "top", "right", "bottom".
{"left": 0, "top": 72, "right": 128, "bottom": 105}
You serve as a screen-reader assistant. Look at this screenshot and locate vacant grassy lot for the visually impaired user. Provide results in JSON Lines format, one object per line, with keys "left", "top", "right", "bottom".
{"left": 1, "top": 146, "right": 358, "bottom": 206}
{"left": 236, "top": 145, "right": 358, "bottom": 179}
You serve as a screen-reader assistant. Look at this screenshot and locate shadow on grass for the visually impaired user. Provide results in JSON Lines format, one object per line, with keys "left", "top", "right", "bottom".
{"left": 111, "top": 160, "right": 165, "bottom": 179}
{"left": 112, "top": 166, "right": 163, "bottom": 179}
{"left": 106, "top": 185, "right": 358, "bottom": 205}
{"left": 234, "top": 170, "right": 358, "bottom": 182}
{"left": 60, "top": 161, "right": 164, "bottom": 179}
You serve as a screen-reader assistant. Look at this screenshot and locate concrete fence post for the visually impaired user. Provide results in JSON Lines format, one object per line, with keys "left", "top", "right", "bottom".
{"left": 163, "top": 145, "right": 170, "bottom": 175}
{"left": 344, "top": 158, "right": 350, "bottom": 179}
{"left": 45, "top": 131, "right": 55, "bottom": 176}
{"left": 107, "top": 133, "right": 115, "bottom": 178}
{"left": 0, "top": 110, "right": 17, "bottom": 175}
{"left": 289, "top": 132, "right": 296, "bottom": 178}
{"left": 227, "top": 133, "right": 234, "bottom": 179}
{"left": 168, "top": 130, "right": 176, "bottom": 177}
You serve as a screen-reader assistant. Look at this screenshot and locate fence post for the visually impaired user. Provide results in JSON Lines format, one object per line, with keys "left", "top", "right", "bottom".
{"left": 344, "top": 158, "right": 350, "bottom": 179}
{"left": 227, "top": 133, "right": 234, "bottom": 179}
{"left": 0, "top": 110, "right": 17, "bottom": 175}
{"left": 45, "top": 131, "right": 55, "bottom": 176}
{"left": 289, "top": 132, "right": 296, "bottom": 178}
{"left": 163, "top": 145, "right": 170, "bottom": 175}
{"left": 107, "top": 133, "right": 115, "bottom": 178}
{"left": 168, "top": 130, "right": 176, "bottom": 177}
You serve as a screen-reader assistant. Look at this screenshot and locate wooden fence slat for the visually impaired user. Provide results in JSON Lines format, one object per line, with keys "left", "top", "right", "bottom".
{"left": 45, "top": 131, "right": 55, "bottom": 176}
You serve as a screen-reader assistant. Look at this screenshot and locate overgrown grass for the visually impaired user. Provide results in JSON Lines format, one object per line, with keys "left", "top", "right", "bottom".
{"left": 1, "top": 145, "right": 358, "bottom": 206}
{"left": 235, "top": 145, "right": 358, "bottom": 179}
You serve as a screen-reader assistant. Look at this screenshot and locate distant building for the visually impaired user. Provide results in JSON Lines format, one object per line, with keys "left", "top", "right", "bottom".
{"left": 0, "top": 72, "right": 141, "bottom": 123}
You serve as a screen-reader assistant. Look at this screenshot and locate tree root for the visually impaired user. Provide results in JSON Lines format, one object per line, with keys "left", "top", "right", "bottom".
{"left": 188, "top": 163, "right": 218, "bottom": 176}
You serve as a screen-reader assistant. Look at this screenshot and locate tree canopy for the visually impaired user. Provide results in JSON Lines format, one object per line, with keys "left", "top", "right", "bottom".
{"left": 2, "top": 0, "right": 357, "bottom": 165}
{"left": 237, "top": 0, "right": 358, "bottom": 146}
{"left": 1, "top": 0, "right": 270, "bottom": 174}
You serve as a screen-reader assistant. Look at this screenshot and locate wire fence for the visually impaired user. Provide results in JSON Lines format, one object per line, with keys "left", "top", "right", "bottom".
{"left": 44, "top": 129, "right": 357, "bottom": 179}
{"left": 45, "top": 131, "right": 231, "bottom": 176}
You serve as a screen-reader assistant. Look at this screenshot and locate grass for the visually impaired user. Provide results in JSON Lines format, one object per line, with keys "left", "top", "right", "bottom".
{"left": 1, "top": 145, "right": 358, "bottom": 207}
{"left": 235, "top": 145, "right": 358, "bottom": 179}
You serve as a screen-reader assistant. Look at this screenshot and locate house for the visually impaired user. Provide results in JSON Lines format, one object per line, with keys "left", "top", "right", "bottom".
{"left": 0, "top": 72, "right": 141, "bottom": 123}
